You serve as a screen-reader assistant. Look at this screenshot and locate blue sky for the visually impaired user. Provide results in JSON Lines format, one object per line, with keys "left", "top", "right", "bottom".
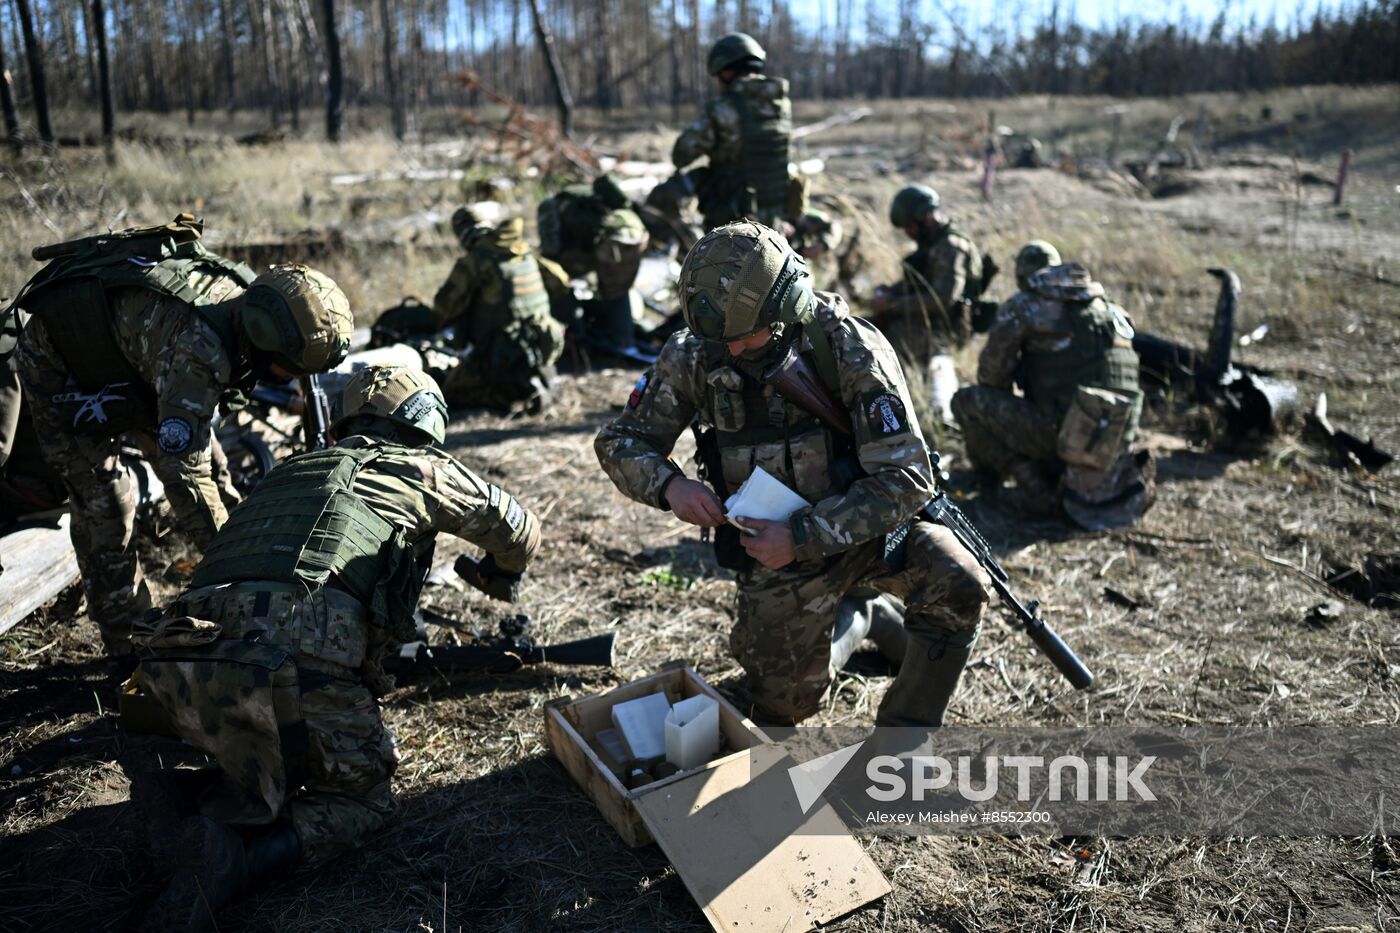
{"left": 783, "top": 0, "right": 1341, "bottom": 37}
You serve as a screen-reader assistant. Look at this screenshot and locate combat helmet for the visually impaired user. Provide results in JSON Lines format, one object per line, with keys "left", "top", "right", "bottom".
{"left": 333, "top": 364, "right": 448, "bottom": 445}
{"left": 1015, "top": 240, "right": 1061, "bottom": 291}
{"left": 240, "top": 264, "right": 353, "bottom": 374}
{"left": 707, "top": 33, "right": 766, "bottom": 76}
{"left": 889, "top": 184, "right": 940, "bottom": 228}
{"left": 677, "top": 220, "right": 814, "bottom": 345}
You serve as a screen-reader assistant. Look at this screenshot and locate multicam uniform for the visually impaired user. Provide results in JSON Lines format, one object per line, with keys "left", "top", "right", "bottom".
{"left": 432, "top": 218, "right": 565, "bottom": 409}
{"left": 14, "top": 249, "right": 254, "bottom": 652}
{"left": 951, "top": 263, "right": 1149, "bottom": 525}
{"left": 595, "top": 294, "right": 988, "bottom": 726}
{"left": 537, "top": 179, "right": 650, "bottom": 346}
{"left": 672, "top": 73, "right": 792, "bottom": 231}
{"left": 878, "top": 219, "right": 985, "bottom": 361}
{"left": 134, "top": 435, "right": 541, "bottom": 867}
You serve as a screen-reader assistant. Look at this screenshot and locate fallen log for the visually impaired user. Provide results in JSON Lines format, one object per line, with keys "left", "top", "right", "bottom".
{"left": 0, "top": 515, "right": 78, "bottom": 635}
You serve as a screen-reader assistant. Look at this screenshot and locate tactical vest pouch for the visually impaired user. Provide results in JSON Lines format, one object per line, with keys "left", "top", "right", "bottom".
{"left": 136, "top": 636, "right": 307, "bottom": 820}
{"left": 1057, "top": 386, "right": 1141, "bottom": 472}
{"left": 714, "top": 523, "right": 755, "bottom": 573}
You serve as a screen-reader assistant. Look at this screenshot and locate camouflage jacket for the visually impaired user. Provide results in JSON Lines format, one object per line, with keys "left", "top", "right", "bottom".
{"left": 431, "top": 219, "right": 557, "bottom": 347}
{"left": 313, "top": 434, "right": 541, "bottom": 575}
{"left": 882, "top": 220, "right": 983, "bottom": 320}
{"left": 978, "top": 265, "right": 1110, "bottom": 391}
{"left": 672, "top": 88, "right": 747, "bottom": 169}
{"left": 595, "top": 294, "right": 935, "bottom": 564}
{"left": 111, "top": 271, "right": 246, "bottom": 545}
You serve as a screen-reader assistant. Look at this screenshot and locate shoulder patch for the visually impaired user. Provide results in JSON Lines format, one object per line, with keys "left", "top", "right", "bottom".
{"left": 628, "top": 371, "right": 651, "bottom": 409}
{"left": 863, "top": 391, "right": 909, "bottom": 437}
{"left": 157, "top": 416, "right": 195, "bottom": 454}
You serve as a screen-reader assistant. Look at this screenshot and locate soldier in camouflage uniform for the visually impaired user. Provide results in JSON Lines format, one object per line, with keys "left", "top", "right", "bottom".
{"left": 873, "top": 185, "right": 989, "bottom": 423}
{"left": 951, "top": 241, "right": 1153, "bottom": 526}
{"left": 433, "top": 207, "right": 565, "bottom": 411}
{"left": 133, "top": 364, "right": 541, "bottom": 931}
{"left": 673, "top": 33, "right": 792, "bottom": 232}
{"left": 537, "top": 174, "right": 650, "bottom": 350}
{"left": 596, "top": 221, "right": 988, "bottom": 726}
{"left": 10, "top": 215, "right": 353, "bottom": 660}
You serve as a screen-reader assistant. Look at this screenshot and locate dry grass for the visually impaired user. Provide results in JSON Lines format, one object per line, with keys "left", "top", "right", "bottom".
{"left": 2, "top": 86, "right": 1399, "bottom": 932}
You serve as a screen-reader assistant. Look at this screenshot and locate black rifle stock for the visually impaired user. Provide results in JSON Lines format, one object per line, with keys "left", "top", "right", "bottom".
{"left": 387, "top": 615, "right": 616, "bottom": 678}
{"left": 762, "top": 342, "right": 1094, "bottom": 689}
{"left": 924, "top": 495, "right": 1094, "bottom": 689}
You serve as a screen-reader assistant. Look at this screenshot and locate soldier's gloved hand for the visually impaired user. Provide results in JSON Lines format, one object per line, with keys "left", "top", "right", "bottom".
{"left": 663, "top": 477, "right": 726, "bottom": 528}
{"left": 455, "top": 554, "right": 523, "bottom": 603}
{"left": 738, "top": 517, "right": 797, "bottom": 570}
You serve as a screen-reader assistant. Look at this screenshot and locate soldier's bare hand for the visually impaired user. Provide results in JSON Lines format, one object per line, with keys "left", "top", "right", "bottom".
{"left": 664, "top": 478, "right": 726, "bottom": 528}
{"left": 738, "top": 518, "right": 796, "bottom": 570}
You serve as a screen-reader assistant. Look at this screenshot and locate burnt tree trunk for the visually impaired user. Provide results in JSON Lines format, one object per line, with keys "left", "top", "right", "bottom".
{"left": 378, "top": 0, "right": 404, "bottom": 139}
{"left": 323, "top": 0, "right": 343, "bottom": 141}
{"left": 92, "top": 0, "right": 114, "bottom": 146}
{"left": 13, "top": 0, "right": 52, "bottom": 142}
{"left": 527, "top": 0, "right": 572, "bottom": 137}
{"left": 217, "top": 0, "right": 235, "bottom": 112}
{"left": 0, "top": 24, "right": 20, "bottom": 151}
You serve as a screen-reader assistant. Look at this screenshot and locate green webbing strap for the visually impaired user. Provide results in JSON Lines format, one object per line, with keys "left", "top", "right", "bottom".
{"left": 803, "top": 320, "right": 842, "bottom": 397}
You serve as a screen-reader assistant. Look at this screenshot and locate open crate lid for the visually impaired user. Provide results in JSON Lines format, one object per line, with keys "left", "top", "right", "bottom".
{"left": 632, "top": 742, "right": 890, "bottom": 933}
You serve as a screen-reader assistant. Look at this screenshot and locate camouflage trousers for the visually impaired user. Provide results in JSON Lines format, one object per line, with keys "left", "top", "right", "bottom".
{"left": 15, "top": 324, "right": 236, "bottom": 653}
{"left": 136, "top": 583, "right": 397, "bottom": 868}
{"left": 950, "top": 385, "right": 1060, "bottom": 477}
{"left": 731, "top": 521, "right": 989, "bottom": 725}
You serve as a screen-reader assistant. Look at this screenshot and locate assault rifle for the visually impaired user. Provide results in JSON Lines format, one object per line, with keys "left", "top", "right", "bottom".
{"left": 387, "top": 614, "right": 616, "bottom": 677}
{"left": 759, "top": 344, "right": 1095, "bottom": 690}
{"left": 299, "top": 374, "right": 331, "bottom": 451}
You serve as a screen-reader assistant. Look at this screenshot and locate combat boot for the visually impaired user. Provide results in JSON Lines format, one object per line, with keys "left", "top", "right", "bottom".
{"left": 141, "top": 816, "right": 300, "bottom": 933}
{"left": 1002, "top": 461, "right": 1059, "bottom": 518}
{"left": 874, "top": 630, "right": 976, "bottom": 728}
{"left": 128, "top": 768, "right": 215, "bottom": 876}
{"left": 865, "top": 595, "right": 908, "bottom": 667}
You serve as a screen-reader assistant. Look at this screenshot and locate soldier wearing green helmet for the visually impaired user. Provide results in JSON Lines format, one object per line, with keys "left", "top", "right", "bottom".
{"left": 672, "top": 33, "right": 793, "bottom": 231}
{"left": 10, "top": 214, "right": 353, "bottom": 662}
{"left": 537, "top": 174, "right": 650, "bottom": 351}
{"left": 596, "top": 221, "right": 988, "bottom": 727}
{"left": 432, "top": 207, "right": 565, "bottom": 412}
{"left": 132, "top": 363, "right": 541, "bottom": 931}
{"left": 873, "top": 184, "right": 991, "bottom": 422}
{"left": 951, "top": 242, "right": 1154, "bottom": 527}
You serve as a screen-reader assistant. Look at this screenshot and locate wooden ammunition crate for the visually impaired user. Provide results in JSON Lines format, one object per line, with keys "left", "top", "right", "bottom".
{"left": 544, "top": 661, "right": 768, "bottom": 847}
{"left": 545, "top": 663, "right": 890, "bottom": 933}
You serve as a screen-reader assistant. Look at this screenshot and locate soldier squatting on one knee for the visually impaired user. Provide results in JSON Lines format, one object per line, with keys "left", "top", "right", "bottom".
{"left": 951, "top": 241, "right": 1155, "bottom": 527}
{"left": 132, "top": 364, "right": 541, "bottom": 931}
{"left": 596, "top": 221, "right": 990, "bottom": 727}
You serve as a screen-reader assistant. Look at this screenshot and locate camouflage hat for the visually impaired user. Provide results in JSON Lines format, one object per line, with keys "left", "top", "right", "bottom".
{"left": 451, "top": 206, "right": 487, "bottom": 247}
{"left": 707, "top": 33, "right": 766, "bottom": 76}
{"left": 677, "top": 220, "right": 814, "bottom": 344}
{"left": 240, "top": 264, "right": 353, "bottom": 373}
{"left": 333, "top": 364, "right": 448, "bottom": 445}
{"left": 1015, "top": 240, "right": 1061, "bottom": 289}
{"left": 592, "top": 173, "right": 630, "bottom": 210}
{"left": 889, "top": 184, "right": 939, "bottom": 227}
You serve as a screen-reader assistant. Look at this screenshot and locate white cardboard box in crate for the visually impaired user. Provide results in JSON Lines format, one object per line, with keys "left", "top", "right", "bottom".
{"left": 544, "top": 662, "right": 890, "bottom": 933}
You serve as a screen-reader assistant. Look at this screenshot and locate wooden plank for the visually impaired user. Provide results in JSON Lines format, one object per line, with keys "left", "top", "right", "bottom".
{"left": 0, "top": 515, "right": 79, "bottom": 634}
{"left": 632, "top": 743, "right": 891, "bottom": 933}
